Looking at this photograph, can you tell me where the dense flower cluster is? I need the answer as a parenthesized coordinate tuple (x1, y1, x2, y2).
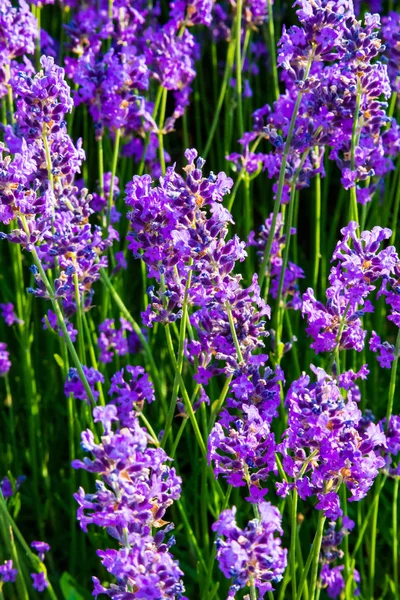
(212, 502, 287, 597)
(0, 342, 11, 377)
(319, 518, 360, 598)
(73, 402, 185, 598)
(278, 366, 386, 518)
(302, 222, 398, 354)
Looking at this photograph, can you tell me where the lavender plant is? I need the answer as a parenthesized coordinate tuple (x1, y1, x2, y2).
(0, 0, 399, 599)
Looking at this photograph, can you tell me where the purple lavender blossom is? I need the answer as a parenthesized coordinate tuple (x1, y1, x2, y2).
(31, 541, 50, 562)
(379, 415, 400, 476)
(109, 365, 155, 426)
(0, 342, 11, 377)
(98, 318, 133, 364)
(212, 502, 287, 597)
(64, 367, 104, 403)
(31, 572, 48, 592)
(278, 366, 386, 518)
(369, 331, 396, 368)
(0, 559, 18, 583)
(0, 303, 23, 326)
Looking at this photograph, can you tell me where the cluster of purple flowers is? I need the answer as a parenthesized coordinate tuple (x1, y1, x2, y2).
(212, 502, 287, 598)
(72, 395, 186, 598)
(230, 0, 400, 205)
(319, 518, 360, 598)
(302, 222, 398, 355)
(278, 365, 385, 518)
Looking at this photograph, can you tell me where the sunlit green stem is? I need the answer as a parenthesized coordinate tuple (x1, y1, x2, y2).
(235, 0, 244, 137)
(108, 128, 121, 224)
(309, 511, 326, 600)
(393, 478, 399, 598)
(20, 216, 96, 407)
(385, 329, 400, 427)
(158, 87, 168, 176)
(258, 50, 315, 294)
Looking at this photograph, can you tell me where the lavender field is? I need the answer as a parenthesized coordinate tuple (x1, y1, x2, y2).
(0, 0, 400, 598)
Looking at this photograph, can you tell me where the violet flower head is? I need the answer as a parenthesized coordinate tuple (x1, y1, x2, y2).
(0, 0, 37, 60)
(302, 222, 398, 354)
(13, 55, 73, 141)
(212, 503, 287, 597)
(170, 0, 213, 26)
(98, 318, 133, 363)
(109, 365, 155, 427)
(93, 530, 186, 599)
(31, 541, 50, 563)
(64, 367, 104, 403)
(379, 415, 400, 477)
(0, 302, 23, 326)
(0, 559, 18, 584)
(0, 342, 11, 376)
(369, 331, 397, 369)
(278, 366, 385, 518)
(31, 572, 48, 592)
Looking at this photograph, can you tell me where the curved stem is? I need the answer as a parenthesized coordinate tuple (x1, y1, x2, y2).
(107, 128, 121, 225)
(235, 0, 244, 138)
(290, 489, 299, 599)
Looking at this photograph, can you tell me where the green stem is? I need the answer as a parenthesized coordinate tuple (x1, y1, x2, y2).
(266, 0, 280, 101)
(312, 149, 321, 292)
(202, 34, 236, 158)
(161, 266, 193, 448)
(73, 272, 86, 365)
(390, 156, 400, 246)
(158, 87, 168, 176)
(274, 149, 309, 358)
(290, 489, 298, 599)
(164, 325, 206, 457)
(258, 50, 315, 294)
(107, 128, 121, 224)
(385, 329, 400, 427)
(249, 580, 258, 600)
(20, 216, 96, 407)
(309, 511, 326, 600)
(226, 301, 244, 364)
(98, 135, 105, 198)
(0, 494, 59, 600)
(235, 0, 244, 138)
(349, 77, 361, 226)
(42, 128, 54, 191)
(369, 488, 379, 599)
(393, 478, 399, 598)
(351, 475, 387, 558)
(99, 268, 162, 401)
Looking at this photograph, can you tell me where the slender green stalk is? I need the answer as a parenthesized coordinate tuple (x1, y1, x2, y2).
(161, 266, 193, 448)
(341, 486, 352, 599)
(235, 0, 244, 138)
(137, 85, 163, 176)
(274, 149, 309, 357)
(226, 301, 244, 364)
(265, 0, 280, 101)
(108, 128, 121, 224)
(390, 156, 400, 246)
(258, 51, 315, 294)
(202, 35, 236, 158)
(99, 268, 162, 401)
(176, 500, 207, 573)
(349, 77, 361, 226)
(385, 329, 400, 427)
(290, 489, 299, 599)
(98, 135, 105, 199)
(158, 87, 168, 176)
(351, 475, 387, 558)
(42, 129, 54, 191)
(249, 580, 258, 600)
(312, 148, 321, 292)
(73, 272, 86, 364)
(369, 488, 380, 599)
(209, 374, 233, 430)
(393, 478, 399, 598)
(163, 324, 206, 457)
(308, 512, 326, 600)
(20, 216, 96, 407)
(0, 494, 59, 600)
